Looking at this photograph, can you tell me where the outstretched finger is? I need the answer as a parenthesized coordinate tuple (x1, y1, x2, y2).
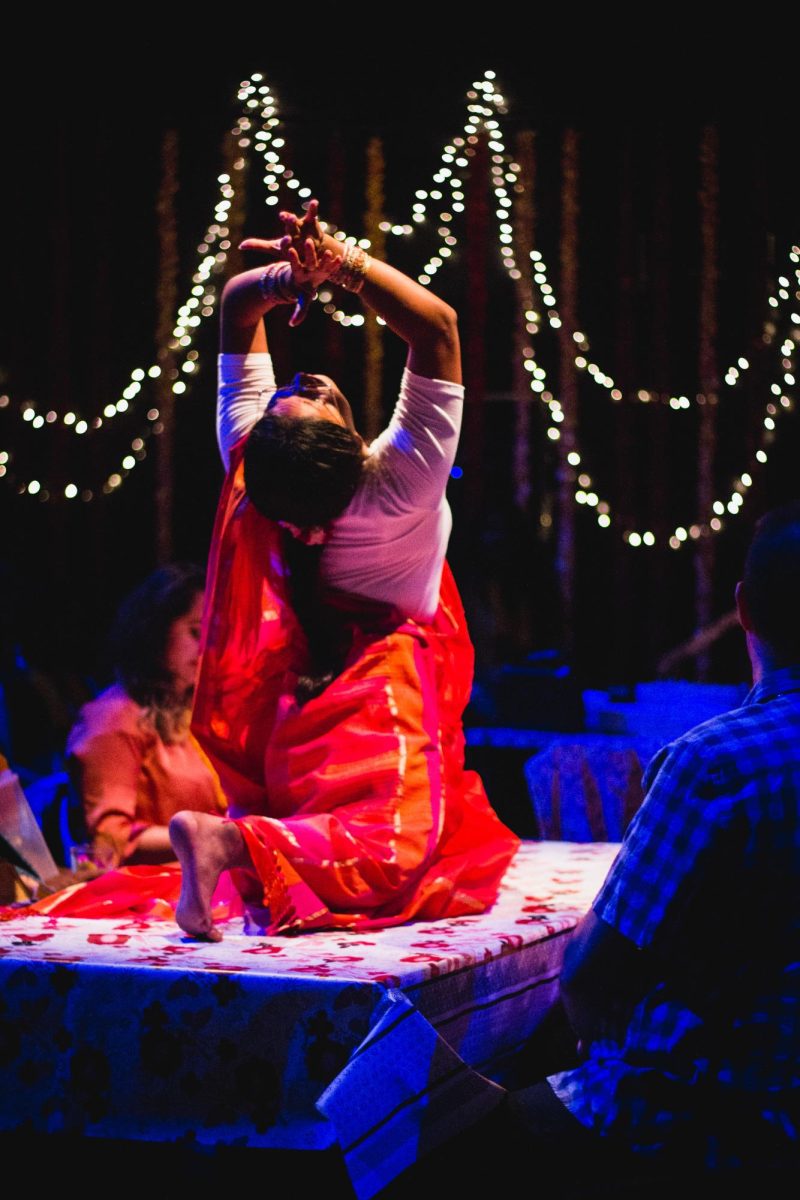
(301, 198, 320, 231)
(239, 236, 286, 256)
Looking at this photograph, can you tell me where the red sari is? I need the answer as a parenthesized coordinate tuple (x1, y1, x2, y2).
(15, 447, 518, 930)
(189, 445, 519, 932)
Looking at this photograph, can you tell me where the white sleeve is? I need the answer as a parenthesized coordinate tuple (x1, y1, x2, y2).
(367, 368, 464, 509)
(216, 353, 277, 471)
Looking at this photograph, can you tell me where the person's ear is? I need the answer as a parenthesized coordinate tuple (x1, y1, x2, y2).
(735, 580, 753, 631)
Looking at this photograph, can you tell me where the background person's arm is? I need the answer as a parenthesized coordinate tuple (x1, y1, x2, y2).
(560, 737, 723, 1054)
(69, 723, 176, 865)
(559, 909, 650, 1052)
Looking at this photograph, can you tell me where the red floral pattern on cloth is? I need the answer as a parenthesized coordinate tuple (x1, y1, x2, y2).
(0, 843, 614, 981)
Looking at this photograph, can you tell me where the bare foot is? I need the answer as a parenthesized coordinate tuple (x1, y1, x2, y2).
(169, 811, 247, 942)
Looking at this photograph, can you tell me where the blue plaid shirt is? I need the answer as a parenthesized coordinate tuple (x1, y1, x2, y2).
(549, 666, 800, 1168)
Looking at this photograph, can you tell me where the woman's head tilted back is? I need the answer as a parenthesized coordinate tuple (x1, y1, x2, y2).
(109, 563, 206, 736)
(244, 411, 364, 529)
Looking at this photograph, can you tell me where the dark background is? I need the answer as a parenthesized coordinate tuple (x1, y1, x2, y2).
(1, 44, 797, 760)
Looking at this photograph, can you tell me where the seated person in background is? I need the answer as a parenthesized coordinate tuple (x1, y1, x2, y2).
(68, 563, 226, 866)
(505, 502, 800, 1178)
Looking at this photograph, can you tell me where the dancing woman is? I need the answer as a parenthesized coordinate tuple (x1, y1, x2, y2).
(171, 201, 519, 940)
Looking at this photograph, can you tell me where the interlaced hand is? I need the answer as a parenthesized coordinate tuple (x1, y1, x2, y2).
(240, 199, 337, 289)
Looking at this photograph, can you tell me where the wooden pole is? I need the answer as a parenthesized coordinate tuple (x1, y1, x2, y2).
(323, 133, 347, 385)
(363, 137, 386, 442)
(696, 125, 719, 680)
(556, 129, 580, 657)
(512, 130, 536, 513)
(223, 129, 249, 279)
(463, 134, 490, 515)
(154, 130, 179, 565)
(613, 133, 636, 683)
(649, 127, 672, 667)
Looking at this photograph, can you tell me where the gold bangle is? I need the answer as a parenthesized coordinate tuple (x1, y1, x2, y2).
(330, 244, 371, 294)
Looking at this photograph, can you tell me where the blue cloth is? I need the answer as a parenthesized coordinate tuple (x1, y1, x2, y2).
(549, 666, 800, 1169)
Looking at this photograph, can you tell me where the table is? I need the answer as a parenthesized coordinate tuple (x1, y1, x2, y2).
(0, 840, 617, 1198)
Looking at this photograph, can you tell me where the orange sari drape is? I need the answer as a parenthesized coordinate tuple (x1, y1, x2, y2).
(189, 446, 519, 932)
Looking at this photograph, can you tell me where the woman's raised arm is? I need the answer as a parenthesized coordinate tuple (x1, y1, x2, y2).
(220, 230, 339, 354)
(241, 200, 462, 384)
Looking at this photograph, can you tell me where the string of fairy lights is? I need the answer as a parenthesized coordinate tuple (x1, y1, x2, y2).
(0, 151, 246, 501)
(1, 71, 797, 554)
(429, 79, 800, 551)
(513, 243, 799, 550)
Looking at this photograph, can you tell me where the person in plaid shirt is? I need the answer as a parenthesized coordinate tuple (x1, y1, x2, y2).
(508, 503, 800, 1178)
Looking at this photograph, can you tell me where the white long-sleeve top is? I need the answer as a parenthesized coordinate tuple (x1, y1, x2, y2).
(217, 353, 464, 622)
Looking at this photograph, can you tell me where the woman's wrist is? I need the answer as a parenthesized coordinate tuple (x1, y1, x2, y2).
(319, 231, 345, 259)
(258, 262, 301, 305)
(256, 263, 316, 328)
(322, 236, 371, 293)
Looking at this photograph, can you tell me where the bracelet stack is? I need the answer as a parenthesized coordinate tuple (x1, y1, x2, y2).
(258, 241, 370, 325)
(258, 263, 300, 305)
(330, 244, 371, 294)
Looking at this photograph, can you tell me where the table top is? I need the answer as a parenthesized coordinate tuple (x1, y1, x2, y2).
(0, 840, 618, 1199)
(0, 840, 616, 984)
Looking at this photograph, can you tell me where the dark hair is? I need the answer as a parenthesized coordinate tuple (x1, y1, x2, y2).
(742, 502, 800, 664)
(109, 562, 205, 737)
(279, 535, 350, 705)
(243, 412, 363, 529)
(243, 413, 364, 705)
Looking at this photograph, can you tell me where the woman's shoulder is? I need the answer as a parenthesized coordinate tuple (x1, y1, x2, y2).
(68, 684, 150, 751)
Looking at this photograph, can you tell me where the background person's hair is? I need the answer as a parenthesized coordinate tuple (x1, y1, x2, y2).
(243, 412, 363, 530)
(109, 562, 206, 740)
(742, 501, 800, 664)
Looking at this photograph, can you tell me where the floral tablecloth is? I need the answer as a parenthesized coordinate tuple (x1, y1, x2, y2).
(0, 840, 617, 1198)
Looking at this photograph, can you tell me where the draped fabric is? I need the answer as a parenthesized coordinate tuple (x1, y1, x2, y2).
(15, 861, 241, 922)
(16, 446, 518, 930)
(189, 445, 519, 932)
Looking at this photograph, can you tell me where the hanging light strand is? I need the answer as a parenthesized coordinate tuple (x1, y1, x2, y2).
(0, 90, 257, 498)
(523, 237, 800, 409)
(2, 72, 797, 517)
(517, 248, 799, 548)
